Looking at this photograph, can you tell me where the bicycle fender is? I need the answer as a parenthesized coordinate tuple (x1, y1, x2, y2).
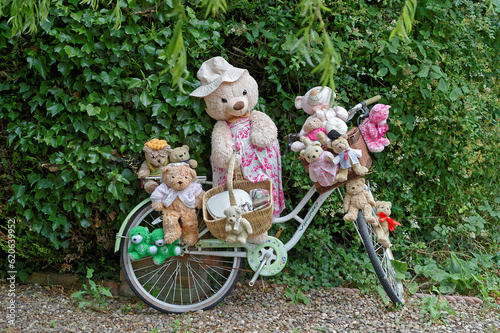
(114, 198, 152, 253)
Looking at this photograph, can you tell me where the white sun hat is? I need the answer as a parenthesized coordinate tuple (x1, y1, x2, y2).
(189, 56, 247, 97)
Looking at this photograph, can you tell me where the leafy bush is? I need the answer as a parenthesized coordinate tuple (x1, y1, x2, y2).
(1, 0, 499, 299)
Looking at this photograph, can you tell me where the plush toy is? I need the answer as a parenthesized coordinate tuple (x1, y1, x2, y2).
(169, 145, 198, 169)
(189, 56, 284, 219)
(149, 228, 182, 265)
(325, 117, 348, 141)
(343, 178, 376, 224)
(291, 86, 349, 152)
(150, 164, 205, 246)
(223, 206, 253, 245)
(359, 104, 391, 153)
(138, 139, 172, 194)
(300, 138, 339, 187)
(373, 201, 401, 248)
(329, 134, 369, 184)
(127, 226, 157, 261)
(290, 114, 327, 152)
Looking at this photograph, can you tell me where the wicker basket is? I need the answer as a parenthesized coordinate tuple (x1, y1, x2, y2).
(202, 154, 274, 240)
(300, 127, 372, 194)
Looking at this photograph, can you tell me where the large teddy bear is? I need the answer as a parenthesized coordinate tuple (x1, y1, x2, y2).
(190, 57, 285, 222)
(291, 86, 348, 152)
(138, 139, 171, 194)
(150, 164, 204, 246)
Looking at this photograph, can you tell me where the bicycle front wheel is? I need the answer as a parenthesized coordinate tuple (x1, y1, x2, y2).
(120, 202, 243, 314)
(355, 210, 405, 305)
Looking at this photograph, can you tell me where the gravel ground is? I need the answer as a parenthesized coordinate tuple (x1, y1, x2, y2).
(1, 282, 499, 333)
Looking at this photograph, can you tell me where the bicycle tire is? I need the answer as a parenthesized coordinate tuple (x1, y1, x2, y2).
(356, 210, 405, 305)
(120, 202, 243, 314)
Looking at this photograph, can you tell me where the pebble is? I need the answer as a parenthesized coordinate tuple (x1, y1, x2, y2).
(1, 283, 499, 332)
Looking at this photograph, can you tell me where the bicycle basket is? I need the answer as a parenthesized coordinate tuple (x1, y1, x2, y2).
(202, 154, 274, 240)
(300, 127, 372, 194)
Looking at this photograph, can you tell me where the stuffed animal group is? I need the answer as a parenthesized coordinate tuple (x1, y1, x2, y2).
(150, 164, 205, 246)
(127, 226, 181, 264)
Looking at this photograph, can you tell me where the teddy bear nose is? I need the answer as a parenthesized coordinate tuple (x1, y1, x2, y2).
(233, 101, 244, 110)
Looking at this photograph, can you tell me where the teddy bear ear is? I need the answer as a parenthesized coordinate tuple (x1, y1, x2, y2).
(294, 96, 304, 109)
(182, 145, 190, 152)
(341, 133, 349, 140)
(300, 150, 306, 158)
(162, 165, 172, 174)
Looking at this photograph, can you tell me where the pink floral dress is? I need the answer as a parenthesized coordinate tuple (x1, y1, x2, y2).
(212, 117, 285, 217)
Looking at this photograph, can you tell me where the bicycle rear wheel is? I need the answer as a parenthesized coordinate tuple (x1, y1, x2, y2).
(120, 202, 243, 314)
(355, 210, 405, 305)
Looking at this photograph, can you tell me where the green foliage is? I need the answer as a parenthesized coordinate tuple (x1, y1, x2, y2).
(284, 287, 310, 305)
(71, 267, 113, 311)
(419, 296, 456, 324)
(0, 0, 499, 301)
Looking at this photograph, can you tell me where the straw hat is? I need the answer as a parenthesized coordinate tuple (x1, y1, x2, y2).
(189, 57, 246, 97)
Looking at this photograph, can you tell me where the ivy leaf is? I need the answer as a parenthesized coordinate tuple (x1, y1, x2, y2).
(140, 91, 153, 107)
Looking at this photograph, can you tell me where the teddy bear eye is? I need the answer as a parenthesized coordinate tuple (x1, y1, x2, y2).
(221, 98, 227, 103)
(242, 90, 247, 95)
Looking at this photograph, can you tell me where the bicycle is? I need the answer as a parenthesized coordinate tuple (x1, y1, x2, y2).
(114, 96, 405, 314)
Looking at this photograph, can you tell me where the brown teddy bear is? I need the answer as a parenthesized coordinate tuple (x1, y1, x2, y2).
(169, 145, 198, 169)
(138, 139, 171, 194)
(343, 178, 376, 224)
(373, 201, 401, 248)
(150, 164, 205, 246)
(329, 134, 368, 184)
(189, 56, 284, 219)
(224, 206, 253, 245)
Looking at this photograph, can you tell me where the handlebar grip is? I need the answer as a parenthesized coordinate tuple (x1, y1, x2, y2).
(364, 95, 381, 106)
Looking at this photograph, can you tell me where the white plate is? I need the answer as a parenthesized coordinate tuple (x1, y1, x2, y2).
(206, 189, 253, 218)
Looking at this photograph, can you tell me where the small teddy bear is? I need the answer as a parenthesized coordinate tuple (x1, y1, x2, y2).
(359, 104, 391, 153)
(149, 228, 182, 265)
(291, 114, 327, 152)
(150, 164, 205, 246)
(223, 206, 253, 245)
(127, 226, 157, 261)
(343, 178, 376, 224)
(300, 138, 339, 187)
(329, 134, 368, 184)
(373, 201, 401, 248)
(138, 139, 172, 194)
(169, 145, 198, 169)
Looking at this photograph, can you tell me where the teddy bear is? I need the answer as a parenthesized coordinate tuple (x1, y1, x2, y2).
(359, 103, 391, 153)
(300, 137, 339, 187)
(169, 145, 198, 169)
(223, 206, 253, 245)
(291, 86, 349, 152)
(138, 139, 172, 194)
(127, 226, 158, 261)
(329, 134, 368, 184)
(189, 56, 284, 220)
(290, 114, 327, 152)
(343, 178, 376, 224)
(150, 164, 205, 246)
(149, 228, 182, 265)
(373, 201, 401, 248)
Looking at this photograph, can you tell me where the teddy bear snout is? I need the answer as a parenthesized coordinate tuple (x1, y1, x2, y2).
(233, 101, 244, 110)
(131, 235, 143, 244)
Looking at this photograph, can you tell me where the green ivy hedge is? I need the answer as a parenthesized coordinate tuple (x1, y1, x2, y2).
(1, 0, 499, 295)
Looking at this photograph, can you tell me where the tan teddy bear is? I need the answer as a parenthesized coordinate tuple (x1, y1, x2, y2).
(373, 201, 401, 248)
(300, 138, 338, 187)
(150, 164, 205, 246)
(224, 206, 253, 245)
(138, 139, 172, 194)
(189, 56, 284, 219)
(169, 145, 198, 169)
(329, 134, 368, 184)
(343, 178, 376, 224)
